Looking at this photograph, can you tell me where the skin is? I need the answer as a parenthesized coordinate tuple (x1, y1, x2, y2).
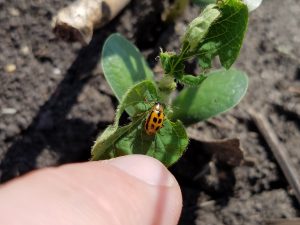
(0, 155, 182, 225)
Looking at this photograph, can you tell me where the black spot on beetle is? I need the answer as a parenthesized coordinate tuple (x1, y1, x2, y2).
(153, 117, 157, 123)
(151, 124, 155, 129)
(155, 126, 160, 131)
(158, 119, 162, 124)
(158, 112, 161, 117)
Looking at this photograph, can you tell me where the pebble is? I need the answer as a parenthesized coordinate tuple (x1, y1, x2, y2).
(6, 124, 20, 137)
(53, 68, 61, 75)
(4, 64, 16, 73)
(8, 7, 20, 17)
(1, 108, 17, 115)
(175, 22, 185, 36)
(20, 45, 30, 55)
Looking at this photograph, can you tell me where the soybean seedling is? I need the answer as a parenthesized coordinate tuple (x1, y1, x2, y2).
(91, 0, 249, 167)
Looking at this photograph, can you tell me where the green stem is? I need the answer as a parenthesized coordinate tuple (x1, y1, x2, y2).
(158, 75, 177, 104)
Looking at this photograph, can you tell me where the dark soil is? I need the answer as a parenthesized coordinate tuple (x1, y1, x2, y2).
(0, 0, 299, 224)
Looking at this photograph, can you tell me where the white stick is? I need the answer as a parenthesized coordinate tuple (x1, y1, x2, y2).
(52, 0, 130, 45)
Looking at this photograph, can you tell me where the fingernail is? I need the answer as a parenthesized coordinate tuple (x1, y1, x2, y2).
(106, 155, 176, 187)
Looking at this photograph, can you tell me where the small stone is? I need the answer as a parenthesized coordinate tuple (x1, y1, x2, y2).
(8, 7, 20, 17)
(5, 64, 16, 73)
(2, 108, 17, 115)
(53, 68, 61, 75)
(20, 45, 30, 55)
(6, 124, 20, 137)
(175, 22, 185, 36)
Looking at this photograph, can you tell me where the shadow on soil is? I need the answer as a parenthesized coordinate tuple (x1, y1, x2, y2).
(172, 139, 237, 224)
(0, 31, 110, 183)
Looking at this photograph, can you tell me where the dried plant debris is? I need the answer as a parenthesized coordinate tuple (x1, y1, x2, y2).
(52, 0, 130, 45)
(202, 138, 244, 166)
(187, 128, 245, 166)
(265, 218, 300, 225)
(249, 108, 300, 204)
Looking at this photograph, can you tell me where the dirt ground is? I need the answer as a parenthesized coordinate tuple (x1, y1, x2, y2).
(0, 0, 299, 224)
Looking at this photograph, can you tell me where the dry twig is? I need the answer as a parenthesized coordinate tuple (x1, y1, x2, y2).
(248, 108, 300, 204)
(265, 218, 300, 225)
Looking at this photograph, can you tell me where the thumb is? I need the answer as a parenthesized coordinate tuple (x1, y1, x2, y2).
(0, 155, 182, 225)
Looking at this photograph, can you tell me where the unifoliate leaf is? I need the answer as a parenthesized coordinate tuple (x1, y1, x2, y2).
(101, 33, 154, 102)
(183, 4, 220, 52)
(114, 119, 188, 167)
(180, 74, 207, 86)
(91, 80, 158, 160)
(170, 69, 248, 125)
(198, 0, 248, 69)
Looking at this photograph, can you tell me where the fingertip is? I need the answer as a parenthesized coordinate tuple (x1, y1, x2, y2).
(105, 155, 177, 187)
(102, 155, 183, 225)
(0, 155, 183, 225)
(58, 155, 183, 225)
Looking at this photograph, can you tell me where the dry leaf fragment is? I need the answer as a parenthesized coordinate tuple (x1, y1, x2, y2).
(201, 138, 244, 166)
(187, 128, 245, 166)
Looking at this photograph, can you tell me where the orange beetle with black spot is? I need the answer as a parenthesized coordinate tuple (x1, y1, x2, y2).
(144, 102, 165, 135)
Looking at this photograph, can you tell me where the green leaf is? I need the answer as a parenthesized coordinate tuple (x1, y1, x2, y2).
(102, 33, 154, 103)
(119, 80, 158, 117)
(91, 79, 189, 167)
(170, 68, 248, 125)
(91, 80, 158, 160)
(180, 74, 207, 86)
(114, 119, 188, 167)
(160, 51, 185, 79)
(160, 5, 220, 79)
(198, 0, 248, 69)
(183, 4, 220, 52)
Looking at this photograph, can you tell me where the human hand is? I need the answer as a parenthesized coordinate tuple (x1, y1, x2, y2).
(0, 155, 182, 225)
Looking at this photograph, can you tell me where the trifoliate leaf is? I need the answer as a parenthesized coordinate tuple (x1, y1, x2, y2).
(198, 0, 248, 69)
